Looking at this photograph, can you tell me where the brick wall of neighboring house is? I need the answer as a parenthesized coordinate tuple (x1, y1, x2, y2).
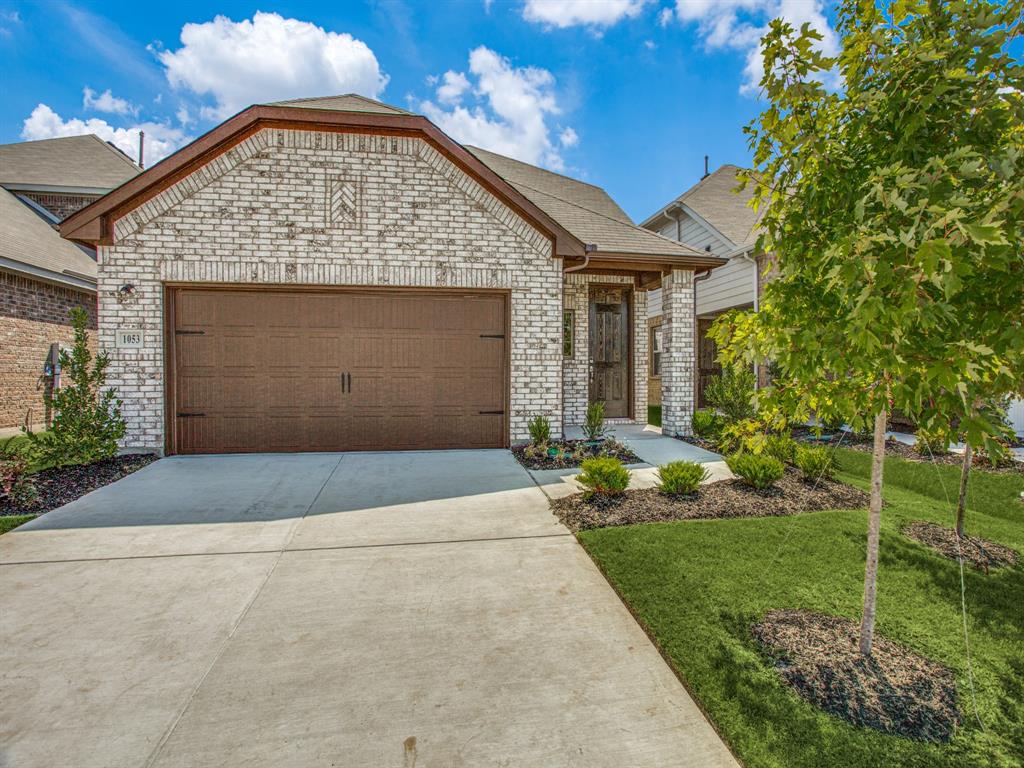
(562, 273, 648, 426)
(20, 192, 101, 221)
(0, 271, 97, 430)
(100, 128, 564, 451)
(647, 315, 663, 407)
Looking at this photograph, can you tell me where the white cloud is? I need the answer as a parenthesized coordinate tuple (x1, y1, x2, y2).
(419, 46, 573, 171)
(83, 87, 138, 116)
(670, 0, 839, 95)
(644, 39, 657, 50)
(657, 7, 673, 27)
(158, 12, 389, 121)
(559, 126, 579, 147)
(436, 71, 470, 105)
(21, 104, 188, 165)
(522, 0, 649, 29)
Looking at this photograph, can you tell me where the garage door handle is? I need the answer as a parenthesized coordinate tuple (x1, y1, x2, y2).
(340, 372, 351, 393)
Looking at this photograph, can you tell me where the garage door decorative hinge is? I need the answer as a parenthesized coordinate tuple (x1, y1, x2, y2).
(177, 412, 205, 418)
(478, 410, 505, 415)
(479, 333, 504, 338)
(175, 329, 205, 335)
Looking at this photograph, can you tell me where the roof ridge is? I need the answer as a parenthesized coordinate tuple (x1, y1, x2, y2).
(87, 133, 142, 171)
(466, 145, 609, 194)
(270, 93, 413, 115)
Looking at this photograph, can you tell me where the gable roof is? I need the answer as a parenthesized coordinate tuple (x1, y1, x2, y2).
(468, 146, 719, 264)
(0, 188, 97, 289)
(266, 94, 413, 115)
(642, 164, 764, 249)
(0, 134, 140, 191)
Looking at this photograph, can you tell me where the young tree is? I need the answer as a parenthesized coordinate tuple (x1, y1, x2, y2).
(27, 307, 126, 466)
(712, 0, 1024, 655)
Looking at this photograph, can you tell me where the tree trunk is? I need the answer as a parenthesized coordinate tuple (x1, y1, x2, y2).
(859, 407, 887, 657)
(955, 443, 972, 538)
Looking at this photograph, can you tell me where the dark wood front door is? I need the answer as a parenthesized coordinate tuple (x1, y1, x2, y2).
(588, 285, 631, 419)
(168, 287, 507, 454)
(697, 318, 722, 408)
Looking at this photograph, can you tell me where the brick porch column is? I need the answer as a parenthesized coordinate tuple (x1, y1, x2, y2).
(661, 268, 695, 437)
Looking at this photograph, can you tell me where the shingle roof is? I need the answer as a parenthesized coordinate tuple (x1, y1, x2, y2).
(644, 164, 764, 248)
(0, 189, 97, 286)
(266, 94, 413, 115)
(467, 146, 710, 260)
(0, 134, 140, 190)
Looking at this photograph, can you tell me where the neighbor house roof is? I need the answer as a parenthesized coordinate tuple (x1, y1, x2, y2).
(0, 188, 97, 289)
(642, 164, 764, 249)
(468, 146, 720, 264)
(0, 134, 140, 192)
(61, 95, 725, 271)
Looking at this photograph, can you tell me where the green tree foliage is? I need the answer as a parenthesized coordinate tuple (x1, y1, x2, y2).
(711, 0, 1024, 654)
(704, 365, 757, 423)
(28, 307, 126, 466)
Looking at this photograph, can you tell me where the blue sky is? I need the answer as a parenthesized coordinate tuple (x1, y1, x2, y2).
(0, 1, 842, 220)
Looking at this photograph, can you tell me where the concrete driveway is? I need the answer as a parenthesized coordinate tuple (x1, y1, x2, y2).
(1, 451, 737, 768)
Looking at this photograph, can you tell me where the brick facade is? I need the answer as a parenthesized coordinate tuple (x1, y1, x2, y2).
(660, 268, 696, 437)
(100, 128, 565, 451)
(0, 271, 97, 430)
(20, 192, 101, 221)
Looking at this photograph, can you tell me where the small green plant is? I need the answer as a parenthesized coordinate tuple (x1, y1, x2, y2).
(763, 434, 798, 465)
(794, 446, 836, 482)
(726, 452, 785, 489)
(656, 461, 709, 496)
(914, 424, 951, 456)
(582, 401, 609, 441)
(577, 456, 630, 499)
(717, 419, 763, 455)
(0, 452, 38, 508)
(26, 307, 126, 467)
(692, 409, 722, 439)
(527, 414, 551, 446)
(704, 366, 756, 423)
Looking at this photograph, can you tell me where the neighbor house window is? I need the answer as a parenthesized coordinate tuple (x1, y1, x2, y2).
(651, 326, 663, 376)
(563, 310, 574, 357)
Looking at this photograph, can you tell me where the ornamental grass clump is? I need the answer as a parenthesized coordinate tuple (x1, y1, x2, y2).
(794, 446, 836, 482)
(527, 414, 551, 447)
(727, 452, 785, 490)
(582, 401, 609, 441)
(577, 457, 630, 499)
(656, 461, 709, 496)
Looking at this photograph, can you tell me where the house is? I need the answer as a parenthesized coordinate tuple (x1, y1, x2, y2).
(59, 95, 724, 455)
(0, 135, 140, 432)
(641, 165, 767, 407)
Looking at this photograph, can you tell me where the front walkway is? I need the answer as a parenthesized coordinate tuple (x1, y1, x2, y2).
(0, 450, 737, 768)
(535, 423, 731, 499)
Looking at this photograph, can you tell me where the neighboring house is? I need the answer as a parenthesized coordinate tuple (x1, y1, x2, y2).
(642, 165, 765, 407)
(60, 95, 724, 454)
(0, 135, 140, 431)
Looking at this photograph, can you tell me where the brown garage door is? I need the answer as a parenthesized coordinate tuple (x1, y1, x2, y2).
(168, 287, 508, 454)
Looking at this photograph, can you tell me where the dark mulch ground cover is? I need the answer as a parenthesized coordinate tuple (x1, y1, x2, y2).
(903, 521, 1020, 572)
(511, 439, 641, 470)
(0, 454, 157, 516)
(551, 471, 869, 531)
(677, 435, 720, 452)
(752, 609, 961, 743)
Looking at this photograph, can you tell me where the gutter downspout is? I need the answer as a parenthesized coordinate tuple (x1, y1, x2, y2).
(693, 268, 713, 413)
(562, 243, 597, 274)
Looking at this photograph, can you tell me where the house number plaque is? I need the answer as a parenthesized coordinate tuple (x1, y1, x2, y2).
(115, 329, 143, 349)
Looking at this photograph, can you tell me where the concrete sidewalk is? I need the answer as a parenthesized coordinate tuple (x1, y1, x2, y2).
(0, 450, 738, 768)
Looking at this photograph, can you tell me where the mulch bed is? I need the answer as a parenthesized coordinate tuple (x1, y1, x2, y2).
(903, 521, 1019, 572)
(677, 435, 720, 452)
(551, 471, 869, 531)
(512, 439, 641, 470)
(752, 609, 961, 742)
(0, 454, 157, 516)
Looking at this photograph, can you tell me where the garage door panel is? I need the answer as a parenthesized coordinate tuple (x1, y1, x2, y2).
(172, 289, 506, 453)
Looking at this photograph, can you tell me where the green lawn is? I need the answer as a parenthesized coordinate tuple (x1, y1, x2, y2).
(647, 405, 662, 427)
(580, 449, 1024, 768)
(0, 514, 36, 535)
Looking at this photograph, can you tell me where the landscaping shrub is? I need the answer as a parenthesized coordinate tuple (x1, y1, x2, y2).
(915, 425, 951, 456)
(656, 461, 709, 496)
(727, 452, 785, 489)
(718, 419, 762, 455)
(527, 414, 551, 446)
(764, 433, 798, 465)
(794, 446, 836, 482)
(0, 452, 38, 508)
(705, 366, 756, 423)
(577, 457, 630, 499)
(692, 409, 722, 439)
(582, 401, 609, 441)
(27, 308, 126, 467)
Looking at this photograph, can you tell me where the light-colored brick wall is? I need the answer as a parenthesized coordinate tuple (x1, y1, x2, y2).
(21, 192, 101, 221)
(99, 128, 563, 451)
(0, 271, 97, 430)
(661, 268, 695, 437)
(562, 273, 647, 428)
